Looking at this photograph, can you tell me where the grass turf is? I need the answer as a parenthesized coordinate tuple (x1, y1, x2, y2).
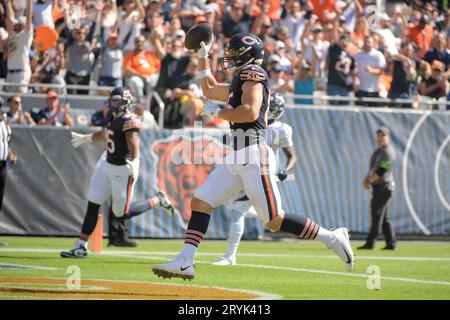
(0, 236, 449, 300)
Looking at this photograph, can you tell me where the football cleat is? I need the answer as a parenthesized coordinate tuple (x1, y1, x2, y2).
(60, 243, 88, 258)
(152, 253, 195, 280)
(327, 228, 355, 272)
(212, 255, 236, 266)
(155, 191, 180, 216)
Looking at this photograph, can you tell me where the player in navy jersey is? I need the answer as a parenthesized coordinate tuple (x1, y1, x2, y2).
(61, 87, 177, 258)
(152, 33, 354, 280)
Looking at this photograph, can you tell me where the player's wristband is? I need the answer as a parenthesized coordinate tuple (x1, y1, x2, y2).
(196, 68, 211, 79)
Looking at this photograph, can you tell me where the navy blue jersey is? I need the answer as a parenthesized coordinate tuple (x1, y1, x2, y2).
(227, 64, 271, 150)
(105, 112, 141, 165)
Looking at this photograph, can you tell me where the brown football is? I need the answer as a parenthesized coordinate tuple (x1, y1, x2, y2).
(184, 23, 213, 50)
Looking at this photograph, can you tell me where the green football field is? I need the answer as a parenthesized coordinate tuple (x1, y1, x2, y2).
(0, 236, 449, 300)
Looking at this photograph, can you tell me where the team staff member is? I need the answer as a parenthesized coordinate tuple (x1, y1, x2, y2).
(0, 98, 17, 247)
(359, 126, 397, 250)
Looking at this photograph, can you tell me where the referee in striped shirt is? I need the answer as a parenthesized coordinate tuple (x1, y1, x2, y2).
(0, 98, 17, 247)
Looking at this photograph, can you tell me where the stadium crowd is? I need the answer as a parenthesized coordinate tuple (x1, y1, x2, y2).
(1, 0, 450, 129)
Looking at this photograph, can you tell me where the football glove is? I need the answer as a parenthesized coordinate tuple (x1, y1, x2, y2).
(198, 38, 213, 59)
(125, 158, 140, 176)
(277, 170, 288, 182)
(71, 132, 93, 148)
(201, 103, 221, 118)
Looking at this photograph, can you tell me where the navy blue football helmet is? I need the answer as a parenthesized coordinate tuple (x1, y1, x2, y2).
(269, 92, 285, 120)
(218, 32, 264, 72)
(109, 87, 133, 118)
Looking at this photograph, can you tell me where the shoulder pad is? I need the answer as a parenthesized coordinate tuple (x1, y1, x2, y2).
(239, 65, 267, 82)
(280, 122, 293, 136)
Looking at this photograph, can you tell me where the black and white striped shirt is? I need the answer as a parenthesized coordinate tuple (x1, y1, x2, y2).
(0, 117, 11, 161)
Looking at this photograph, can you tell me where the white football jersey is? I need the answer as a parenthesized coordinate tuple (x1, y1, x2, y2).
(225, 121, 293, 212)
(266, 121, 294, 154)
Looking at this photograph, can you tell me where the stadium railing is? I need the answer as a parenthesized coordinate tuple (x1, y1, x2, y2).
(285, 93, 450, 110)
(0, 81, 166, 128)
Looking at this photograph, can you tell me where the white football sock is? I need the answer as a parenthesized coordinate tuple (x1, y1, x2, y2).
(77, 239, 87, 248)
(225, 210, 245, 258)
(315, 227, 334, 245)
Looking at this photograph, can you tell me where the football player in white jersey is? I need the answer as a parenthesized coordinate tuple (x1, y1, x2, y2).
(212, 92, 296, 265)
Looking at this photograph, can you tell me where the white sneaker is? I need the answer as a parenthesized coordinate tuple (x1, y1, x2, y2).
(212, 255, 236, 266)
(327, 228, 355, 272)
(152, 253, 195, 281)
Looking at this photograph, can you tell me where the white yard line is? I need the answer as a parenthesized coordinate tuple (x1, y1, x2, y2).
(107, 252, 450, 287)
(0, 263, 60, 270)
(1, 247, 450, 289)
(2, 247, 450, 262)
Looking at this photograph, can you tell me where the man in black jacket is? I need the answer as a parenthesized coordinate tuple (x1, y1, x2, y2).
(359, 127, 397, 250)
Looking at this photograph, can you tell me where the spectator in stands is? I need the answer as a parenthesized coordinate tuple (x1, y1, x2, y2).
(337, 0, 362, 33)
(308, 0, 338, 23)
(4, 0, 33, 93)
(302, 22, 330, 90)
(294, 60, 315, 105)
(33, 0, 54, 29)
(36, 90, 74, 127)
(90, 100, 109, 127)
(221, 0, 253, 40)
(31, 42, 66, 92)
(64, 26, 96, 95)
(133, 101, 158, 129)
(146, 10, 166, 43)
(6, 95, 35, 126)
(280, 0, 306, 52)
(273, 40, 292, 72)
(423, 32, 450, 70)
(167, 15, 183, 39)
(406, 15, 433, 58)
(389, 41, 417, 108)
(100, 0, 119, 44)
(326, 18, 355, 106)
(115, 0, 145, 53)
(419, 60, 447, 102)
(98, 31, 124, 88)
(0, 27, 8, 79)
(376, 13, 399, 56)
(270, 64, 294, 94)
(352, 15, 369, 50)
(172, 0, 206, 31)
(354, 35, 387, 107)
(155, 37, 191, 128)
(170, 57, 204, 127)
(123, 35, 161, 100)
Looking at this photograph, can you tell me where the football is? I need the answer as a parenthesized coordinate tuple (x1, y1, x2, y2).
(184, 23, 213, 50)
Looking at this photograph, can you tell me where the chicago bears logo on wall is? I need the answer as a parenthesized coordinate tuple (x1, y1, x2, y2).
(151, 135, 230, 222)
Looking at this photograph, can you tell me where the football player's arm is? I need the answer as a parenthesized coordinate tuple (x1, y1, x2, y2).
(125, 130, 140, 160)
(218, 81, 262, 123)
(91, 130, 106, 142)
(70, 128, 105, 148)
(281, 146, 296, 172)
(198, 56, 230, 102)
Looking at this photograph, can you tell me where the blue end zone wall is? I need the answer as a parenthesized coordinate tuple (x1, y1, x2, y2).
(1, 107, 449, 238)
